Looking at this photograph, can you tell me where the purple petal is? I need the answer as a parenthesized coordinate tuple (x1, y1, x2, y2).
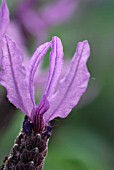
(42, 0, 78, 26)
(16, 0, 78, 43)
(28, 36, 63, 120)
(0, 0, 9, 42)
(34, 59, 70, 99)
(16, 0, 45, 38)
(0, 0, 9, 65)
(36, 95, 49, 115)
(7, 21, 30, 68)
(0, 36, 33, 117)
(7, 21, 26, 52)
(44, 41, 90, 123)
(28, 36, 63, 105)
(28, 41, 51, 105)
(44, 36, 63, 99)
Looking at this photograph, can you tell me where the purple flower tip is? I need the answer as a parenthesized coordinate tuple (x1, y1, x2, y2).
(0, 0, 9, 42)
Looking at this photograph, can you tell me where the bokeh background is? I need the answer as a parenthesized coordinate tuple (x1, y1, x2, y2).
(0, 0, 114, 170)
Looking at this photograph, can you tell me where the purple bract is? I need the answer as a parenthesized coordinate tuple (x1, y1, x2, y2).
(0, 0, 90, 133)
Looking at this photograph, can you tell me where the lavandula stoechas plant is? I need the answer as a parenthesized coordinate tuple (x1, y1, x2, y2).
(0, 1, 90, 170)
(0, 0, 79, 133)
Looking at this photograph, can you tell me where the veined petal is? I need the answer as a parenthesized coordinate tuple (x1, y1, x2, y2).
(0, 0, 9, 42)
(34, 59, 69, 100)
(44, 36, 63, 99)
(28, 36, 63, 119)
(44, 40, 90, 123)
(0, 0, 9, 65)
(0, 36, 33, 117)
(28, 36, 63, 105)
(28, 41, 51, 105)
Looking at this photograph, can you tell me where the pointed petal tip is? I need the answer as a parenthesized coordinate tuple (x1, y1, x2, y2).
(52, 36, 61, 42)
(78, 40, 90, 48)
(0, 0, 9, 42)
(77, 40, 90, 62)
(83, 40, 90, 50)
(1, 0, 8, 10)
(51, 36, 63, 51)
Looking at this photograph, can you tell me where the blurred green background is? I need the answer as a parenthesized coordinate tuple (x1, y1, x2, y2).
(0, 0, 114, 170)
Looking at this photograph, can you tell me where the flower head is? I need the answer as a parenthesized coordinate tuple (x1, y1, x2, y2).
(0, 1, 90, 133)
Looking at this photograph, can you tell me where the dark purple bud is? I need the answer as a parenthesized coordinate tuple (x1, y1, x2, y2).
(16, 163, 27, 170)
(26, 137, 36, 150)
(23, 116, 33, 135)
(27, 161, 35, 170)
(41, 125, 52, 139)
(21, 150, 34, 164)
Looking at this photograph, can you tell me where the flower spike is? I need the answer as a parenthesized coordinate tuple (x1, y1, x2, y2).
(0, 2, 91, 169)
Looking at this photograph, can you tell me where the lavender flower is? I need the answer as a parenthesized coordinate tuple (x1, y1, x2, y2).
(0, 35, 90, 132)
(15, 0, 78, 44)
(0, 36, 90, 169)
(0, 1, 90, 169)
